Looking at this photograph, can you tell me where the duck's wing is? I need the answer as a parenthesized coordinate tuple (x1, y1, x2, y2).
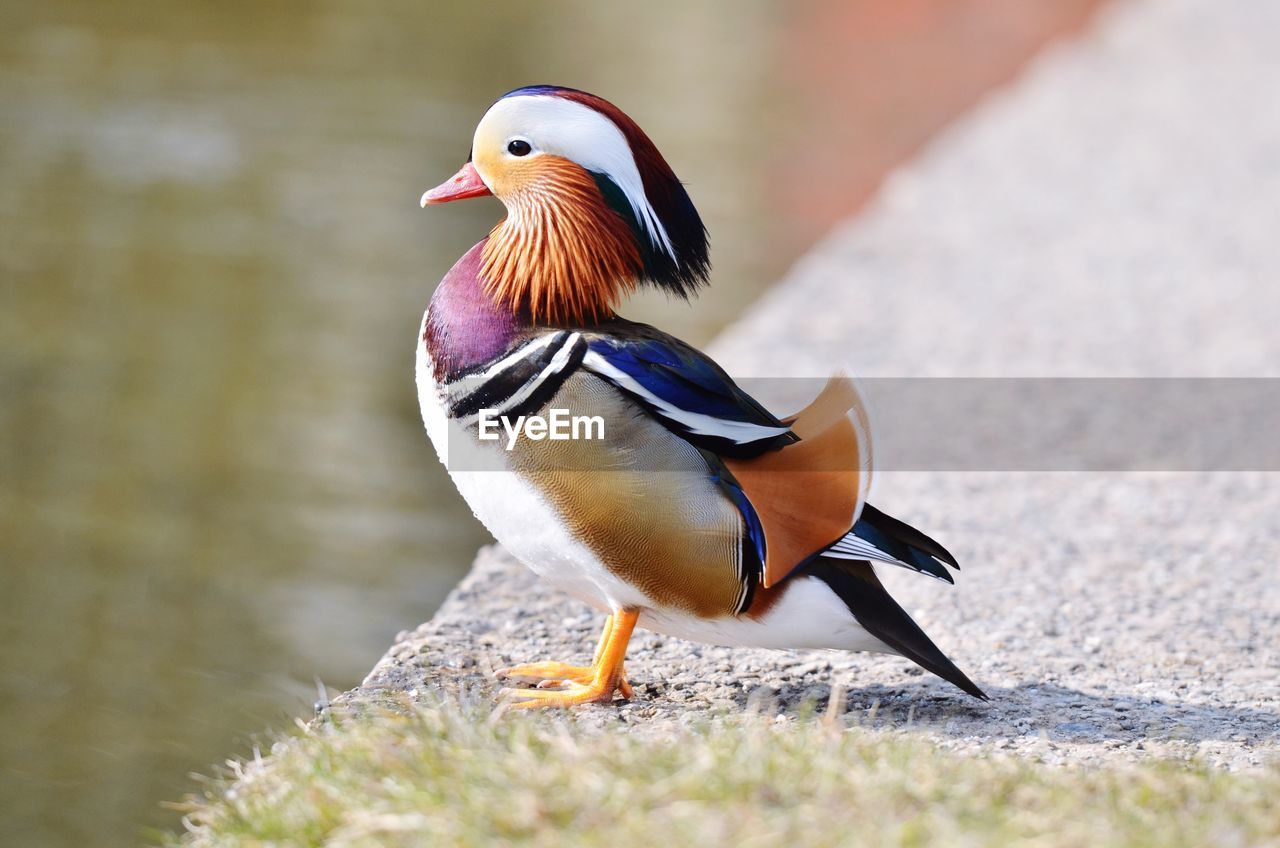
(581, 320, 871, 587)
(580, 320, 797, 458)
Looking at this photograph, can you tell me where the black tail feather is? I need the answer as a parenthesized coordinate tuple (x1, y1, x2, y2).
(806, 556, 987, 700)
(858, 503, 959, 569)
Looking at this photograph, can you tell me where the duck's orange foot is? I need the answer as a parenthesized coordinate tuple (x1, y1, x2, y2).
(500, 678, 619, 709)
(495, 610, 639, 710)
(496, 661, 634, 700)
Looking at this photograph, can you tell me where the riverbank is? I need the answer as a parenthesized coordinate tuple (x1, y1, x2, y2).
(172, 700, 1279, 847)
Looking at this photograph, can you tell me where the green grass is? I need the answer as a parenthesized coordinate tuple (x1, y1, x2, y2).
(168, 698, 1280, 848)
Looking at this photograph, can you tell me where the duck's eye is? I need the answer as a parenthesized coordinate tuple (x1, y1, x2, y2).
(507, 139, 532, 157)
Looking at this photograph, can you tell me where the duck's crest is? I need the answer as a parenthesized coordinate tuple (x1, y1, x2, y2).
(500, 85, 711, 299)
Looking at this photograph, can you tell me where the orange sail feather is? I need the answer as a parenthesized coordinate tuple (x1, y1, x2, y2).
(725, 374, 872, 587)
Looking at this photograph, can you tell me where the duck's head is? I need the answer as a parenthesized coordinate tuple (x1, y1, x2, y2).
(421, 85, 709, 325)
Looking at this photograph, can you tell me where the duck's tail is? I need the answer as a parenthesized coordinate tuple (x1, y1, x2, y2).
(805, 556, 988, 700)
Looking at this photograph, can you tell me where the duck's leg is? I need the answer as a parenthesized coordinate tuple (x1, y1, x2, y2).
(498, 614, 613, 682)
(497, 614, 635, 697)
(500, 609, 638, 707)
(497, 614, 635, 699)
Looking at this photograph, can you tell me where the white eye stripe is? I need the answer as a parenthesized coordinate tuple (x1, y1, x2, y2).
(475, 95, 676, 262)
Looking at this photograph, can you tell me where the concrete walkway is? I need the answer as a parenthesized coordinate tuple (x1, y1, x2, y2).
(354, 0, 1280, 768)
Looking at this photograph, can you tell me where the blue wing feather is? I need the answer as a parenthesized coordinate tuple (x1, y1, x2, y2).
(716, 468, 767, 567)
(582, 320, 796, 458)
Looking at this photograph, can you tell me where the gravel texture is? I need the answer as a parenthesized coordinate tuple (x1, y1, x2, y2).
(349, 0, 1279, 769)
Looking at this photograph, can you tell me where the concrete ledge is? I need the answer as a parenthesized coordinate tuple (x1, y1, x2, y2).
(344, 0, 1280, 769)
(354, 544, 987, 723)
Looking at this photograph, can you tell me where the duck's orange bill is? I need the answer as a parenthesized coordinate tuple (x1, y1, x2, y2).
(420, 161, 492, 207)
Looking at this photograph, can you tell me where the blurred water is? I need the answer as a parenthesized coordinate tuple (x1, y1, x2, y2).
(0, 2, 787, 845)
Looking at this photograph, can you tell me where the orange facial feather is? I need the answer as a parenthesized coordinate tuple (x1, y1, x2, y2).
(480, 156, 642, 326)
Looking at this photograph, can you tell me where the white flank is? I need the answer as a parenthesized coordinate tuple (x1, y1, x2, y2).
(639, 576, 893, 654)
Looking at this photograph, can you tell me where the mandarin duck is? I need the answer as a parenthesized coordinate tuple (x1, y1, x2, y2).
(416, 85, 985, 707)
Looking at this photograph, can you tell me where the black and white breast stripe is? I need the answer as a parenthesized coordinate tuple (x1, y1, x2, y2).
(447, 331, 587, 427)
